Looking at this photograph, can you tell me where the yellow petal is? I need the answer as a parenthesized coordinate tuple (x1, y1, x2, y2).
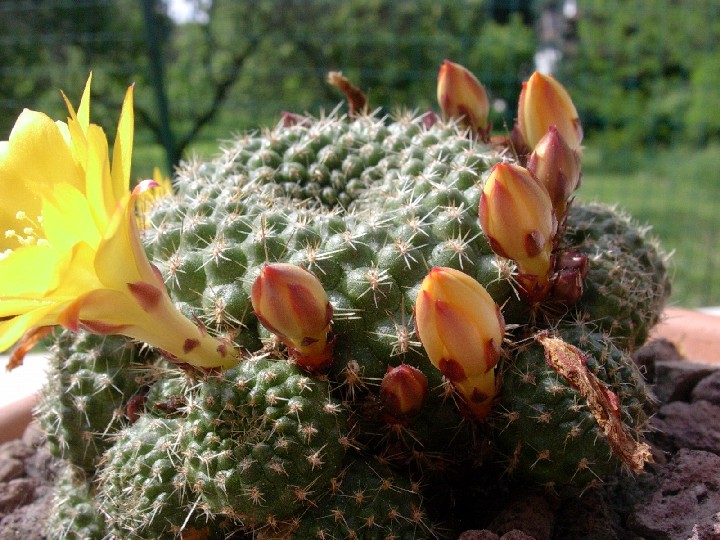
(0, 302, 64, 352)
(42, 184, 101, 252)
(0, 110, 81, 238)
(77, 75, 92, 130)
(62, 74, 92, 135)
(111, 85, 134, 202)
(84, 124, 114, 229)
(94, 185, 161, 293)
(48, 242, 104, 299)
(0, 246, 62, 302)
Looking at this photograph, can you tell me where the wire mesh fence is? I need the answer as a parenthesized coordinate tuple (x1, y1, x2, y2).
(1, 0, 718, 307)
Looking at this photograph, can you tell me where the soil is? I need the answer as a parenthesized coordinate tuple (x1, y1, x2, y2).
(1, 338, 719, 540)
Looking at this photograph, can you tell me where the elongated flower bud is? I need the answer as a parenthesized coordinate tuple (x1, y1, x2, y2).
(479, 163, 557, 299)
(437, 60, 491, 138)
(517, 71, 583, 153)
(251, 263, 334, 371)
(527, 125, 582, 224)
(380, 364, 429, 421)
(415, 267, 504, 419)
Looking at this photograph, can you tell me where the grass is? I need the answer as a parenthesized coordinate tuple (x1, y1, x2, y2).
(132, 135, 720, 309)
(578, 143, 720, 308)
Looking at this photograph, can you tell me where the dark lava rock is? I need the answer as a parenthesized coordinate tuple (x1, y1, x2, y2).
(633, 338, 684, 383)
(458, 531, 501, 540)
(0, 441, 33, 462)
(651, 400, 720, 454)
(459, 531, 536, 540)
(629, 449, 720, 540)
(554, 487, 618, 540)
(0, 490, 52, 540)
(653, 360, 718, 403)
(487, 493, 556, 540)
(0, 460, 24, 484)
(692, 370, 720, 406)
(0, 424, 56, 538)
(0, 478, 38, 516)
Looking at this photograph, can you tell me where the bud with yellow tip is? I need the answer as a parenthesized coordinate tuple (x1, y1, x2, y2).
(437, 59, 491, 140)
(527, 125, 582, 224)
(479, 163, 557, 300)
(251, 263, 334, 372)
(414, 267, 504, 419)
(517, 71, 583, 153)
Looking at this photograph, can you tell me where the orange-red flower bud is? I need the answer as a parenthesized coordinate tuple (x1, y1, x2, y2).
(415, 267, 504, 419)
(437, 60, 490, 136)
(517, 71, 583, 153)
(251, 263, 333, 371)
(479, 163, 557, 293)
(527, 125, 582, 223)
(380, 364, 429, 421)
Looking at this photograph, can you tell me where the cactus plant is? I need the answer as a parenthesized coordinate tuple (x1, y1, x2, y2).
(0, 64, 673, 538)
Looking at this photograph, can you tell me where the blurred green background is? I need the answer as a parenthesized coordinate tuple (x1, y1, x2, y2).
(1, 0, 718, 307)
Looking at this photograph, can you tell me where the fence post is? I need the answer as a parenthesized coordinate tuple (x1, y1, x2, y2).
(140, 0, 178, 172)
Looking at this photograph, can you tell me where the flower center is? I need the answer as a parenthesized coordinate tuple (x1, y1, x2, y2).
(3, 211, 48, 254)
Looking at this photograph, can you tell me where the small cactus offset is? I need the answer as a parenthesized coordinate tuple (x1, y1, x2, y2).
(0, 63, 672, 538)
(44, 465, 106, 540)
(36, 331, 153, 473)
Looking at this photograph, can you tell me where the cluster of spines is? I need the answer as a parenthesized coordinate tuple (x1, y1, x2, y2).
(563, 203, 671, 351)
(44, 465, 106, 540)
(292, 458, 437, 540)
(181, 356, 349, 527)
(37, 331, 149, 472)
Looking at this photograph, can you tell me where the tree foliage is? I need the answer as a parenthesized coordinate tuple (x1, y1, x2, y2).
(0, 0, 152, 135)
(165, 0, 536, 144)
(0, 0, 537, 167)
(557, 0, 720, 162)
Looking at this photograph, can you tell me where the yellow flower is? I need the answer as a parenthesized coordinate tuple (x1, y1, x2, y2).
(517, 71, 583, 153)
(415, 267, 504, 419)
(479, 163, 557, 296)
(0, 75, 237, 370)
(437, 60, 491, 138)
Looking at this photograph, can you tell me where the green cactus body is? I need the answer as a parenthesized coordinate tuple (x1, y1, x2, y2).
(182, 356, 348, 527)
(494, 326, 652, 488)
(95, 356, 347, 536)
(140, 114, 668, 481)
(44, 465, 106, 540)
(97, 416, 228, 540)
(564, 203, 671, 351)
(293, 458, 437, 539)
(37, 331, 146, 472)
(144, 116, 509, 469)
